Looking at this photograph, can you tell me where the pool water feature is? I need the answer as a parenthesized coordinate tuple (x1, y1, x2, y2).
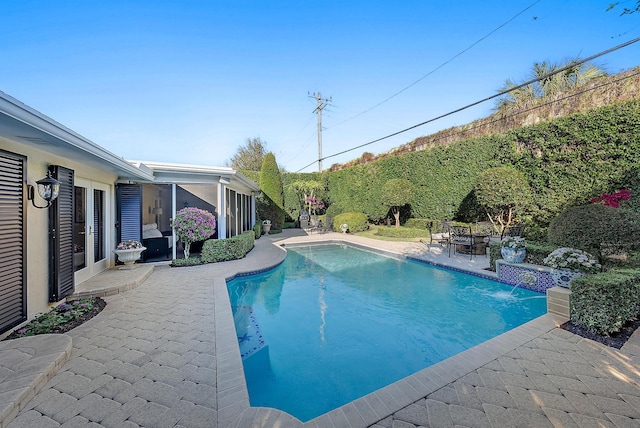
(226, 244, 546, 422)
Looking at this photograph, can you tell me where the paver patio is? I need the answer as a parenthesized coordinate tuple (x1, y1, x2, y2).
(2, 229, 639, 427)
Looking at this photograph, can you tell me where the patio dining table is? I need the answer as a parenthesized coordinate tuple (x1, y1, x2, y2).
(455, 233, 489, 255)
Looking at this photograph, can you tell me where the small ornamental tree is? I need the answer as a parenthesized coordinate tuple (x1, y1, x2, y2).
(381, 178, 414, 228)
(172, 207, 216, 259)
(474, 167, 531, 235)
(290, 179, 324, 216)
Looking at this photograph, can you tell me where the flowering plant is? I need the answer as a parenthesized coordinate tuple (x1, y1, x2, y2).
(543, 247, 601, 274)
(305, 196, 325, 215)
(590, 189, 631, 208)
(262, 219, 271, 225)
(116, 240, 144, 250)
(171, 207, 216, 258)
(501, 236, 526, 249)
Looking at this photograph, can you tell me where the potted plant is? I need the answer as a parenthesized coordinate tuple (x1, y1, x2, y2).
(114, 240, 146, 268)
(262, 219, 272, 234)
(543, 247, 601, 288)
(500, 236, 526, 263)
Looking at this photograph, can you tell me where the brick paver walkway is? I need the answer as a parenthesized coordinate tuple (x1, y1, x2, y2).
(4, 230, 640, 427)
(371, 328, 640, 428)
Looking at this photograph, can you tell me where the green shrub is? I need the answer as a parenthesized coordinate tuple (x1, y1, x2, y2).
(171, 257, 203, 267)
(547, 204, 640, 261)
(333, 212, 369, 233)
(325, 202, 344, 219)
(374, 226, 430, 239)
(199, 231, 255, 263)
(253, 222, 262, 239)
(488, 240, 556, 271)
(571, 268, 640, 335)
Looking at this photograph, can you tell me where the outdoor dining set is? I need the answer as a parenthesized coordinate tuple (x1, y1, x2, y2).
(423, 221, 524, 259)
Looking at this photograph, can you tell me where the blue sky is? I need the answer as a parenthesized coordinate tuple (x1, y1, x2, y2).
(2, 1, 639, 172)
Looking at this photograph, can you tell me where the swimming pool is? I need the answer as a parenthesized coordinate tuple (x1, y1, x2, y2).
(226, 243, 546, 422)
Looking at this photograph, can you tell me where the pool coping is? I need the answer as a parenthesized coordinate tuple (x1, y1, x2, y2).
(215, 237, 567, 428)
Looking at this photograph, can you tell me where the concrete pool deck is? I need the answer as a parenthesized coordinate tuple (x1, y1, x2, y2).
(1, 229, 639, 427)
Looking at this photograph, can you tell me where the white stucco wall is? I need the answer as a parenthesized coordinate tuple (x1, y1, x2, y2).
(1, 136, 118, 318)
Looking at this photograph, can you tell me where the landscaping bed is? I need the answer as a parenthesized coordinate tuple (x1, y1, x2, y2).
(562, 317, 640, 349)
(2, 297, 106, 340)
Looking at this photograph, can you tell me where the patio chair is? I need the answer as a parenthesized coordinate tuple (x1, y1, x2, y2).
(307, 217, 321, 234)
(475, 220, 498, 245)
(501, 224, 525, 240)
(319, 216, 333, 233)
(449, 225, 475, 259)
(421, 221, 449, 252)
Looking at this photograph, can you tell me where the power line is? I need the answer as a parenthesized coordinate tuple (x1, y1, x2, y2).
(295, 36, 640, 172)
(327, 0, 542, 130)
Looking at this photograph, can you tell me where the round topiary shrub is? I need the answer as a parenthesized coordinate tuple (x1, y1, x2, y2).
(172, 207, 216, 259)
(333, 212, 369, 233)
(547, 204, 640, 260)
(324, 202, 344, 219)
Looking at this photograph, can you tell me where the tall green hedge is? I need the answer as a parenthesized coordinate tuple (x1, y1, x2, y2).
(327, 100, 640, 236)
(243, 100, 640, 236)
(258, 153, 286, 227)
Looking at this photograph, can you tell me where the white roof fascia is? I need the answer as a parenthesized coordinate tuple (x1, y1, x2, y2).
(0, 91, 154, 182)
(131, 160, 260, 192)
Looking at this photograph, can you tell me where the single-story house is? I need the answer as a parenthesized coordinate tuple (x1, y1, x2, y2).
(0, 90, 259, 335)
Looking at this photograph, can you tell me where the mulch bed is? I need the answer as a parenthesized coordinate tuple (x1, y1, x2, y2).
(3, 297, 106, 341)
(561, 317, 640, 349)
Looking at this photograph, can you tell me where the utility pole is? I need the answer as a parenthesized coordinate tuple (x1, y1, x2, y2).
(308, 92, 332, 172)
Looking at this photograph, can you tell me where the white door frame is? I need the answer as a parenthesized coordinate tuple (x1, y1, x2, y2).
(74, 178, 111, 284)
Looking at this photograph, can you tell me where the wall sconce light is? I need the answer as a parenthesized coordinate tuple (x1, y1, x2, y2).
(27, 171, 60, 209)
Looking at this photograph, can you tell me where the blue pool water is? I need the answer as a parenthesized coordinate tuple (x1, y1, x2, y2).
(226, 244, 546, 422)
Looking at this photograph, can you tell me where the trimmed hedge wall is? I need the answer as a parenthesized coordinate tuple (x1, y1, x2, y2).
(201, 231, 255, 263)
(326, 100, 640, 238)
(243, 100, 640, 238)
(571, 268, 640, 335)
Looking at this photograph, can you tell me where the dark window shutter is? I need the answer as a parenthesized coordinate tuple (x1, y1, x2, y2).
(0, 150, 26, 334)
(117, 184, 142, 243)
(49, 165, 75, 302)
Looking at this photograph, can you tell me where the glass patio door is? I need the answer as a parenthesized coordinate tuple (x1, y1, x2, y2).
(74, 178, 110, 284)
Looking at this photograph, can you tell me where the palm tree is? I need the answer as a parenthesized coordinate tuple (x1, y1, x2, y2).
(494, 59, 607, 113)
